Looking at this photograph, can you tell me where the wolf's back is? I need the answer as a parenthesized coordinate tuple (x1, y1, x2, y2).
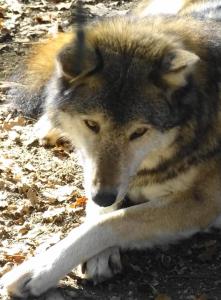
(133, 0, 221, 21)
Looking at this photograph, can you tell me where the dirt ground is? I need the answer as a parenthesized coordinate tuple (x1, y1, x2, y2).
(0, 1, 221, 299)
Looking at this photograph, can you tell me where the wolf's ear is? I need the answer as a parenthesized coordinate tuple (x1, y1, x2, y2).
(162, 49, 199, 87)
(56, 41, 103, 81)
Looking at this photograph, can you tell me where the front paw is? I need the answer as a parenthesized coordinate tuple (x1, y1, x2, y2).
(0, 258, 59, 298)
(0, 261, 33, 298)
(81, 247, 122, 284)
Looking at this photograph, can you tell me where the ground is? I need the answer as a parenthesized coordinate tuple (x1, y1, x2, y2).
(0, 1, 221, 299)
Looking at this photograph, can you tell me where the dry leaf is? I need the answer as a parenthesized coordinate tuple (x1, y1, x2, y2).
(0, 157, 14, 171)
(43, 207, 65, 221)
(3, 116, 26, 130)
(26, 187, 38, 204)
(18, 224, 30, 235)
(56, 2, 72, 10)
(5, 0, 22, 13)
(4, 253, 26, 264)
(35, 15, 51, 24)
(24, 163, 36, 172)
(42, 185, 75, 202)
(0, 201, 8, 209)
(0, 191, 7, 200)
(0, 7, 5, 18)
(0, 18, 3, 30)
(70, 196, 87, 208)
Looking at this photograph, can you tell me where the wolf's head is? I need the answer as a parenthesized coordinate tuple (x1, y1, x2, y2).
(45, 17, 218, 208)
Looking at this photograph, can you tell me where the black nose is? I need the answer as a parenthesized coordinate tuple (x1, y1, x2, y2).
(92, 191, 117, 207)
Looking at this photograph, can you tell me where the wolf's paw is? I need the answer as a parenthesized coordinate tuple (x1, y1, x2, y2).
(81, 247, 122, 284)
(35, 114, 65, 146)
(38, 127, 64, 146)
(0, 258, 59, 298)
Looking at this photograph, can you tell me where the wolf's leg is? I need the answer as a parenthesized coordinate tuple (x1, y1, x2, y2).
(1, 195, 219, 297)
(81, 200, 123, 283)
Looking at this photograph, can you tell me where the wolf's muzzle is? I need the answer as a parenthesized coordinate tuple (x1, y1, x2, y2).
(92, 191, 117, 207)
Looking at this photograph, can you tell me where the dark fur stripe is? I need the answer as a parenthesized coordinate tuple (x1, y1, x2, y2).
(137, 139, 221, 184)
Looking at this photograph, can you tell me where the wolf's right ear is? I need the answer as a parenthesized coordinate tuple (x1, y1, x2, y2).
(56, 41, 103, 81)
(162, 49, 200, 87)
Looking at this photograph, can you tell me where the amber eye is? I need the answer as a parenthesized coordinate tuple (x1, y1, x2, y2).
(84, 120, 100, 133)
(129, 127, 148, 141)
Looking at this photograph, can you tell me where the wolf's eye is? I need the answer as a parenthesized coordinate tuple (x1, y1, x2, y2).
(130, 128, 148, 141)
(84, 120, 100, 133)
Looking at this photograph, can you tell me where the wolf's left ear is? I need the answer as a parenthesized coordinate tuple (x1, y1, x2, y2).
(162, 49, 200, 87)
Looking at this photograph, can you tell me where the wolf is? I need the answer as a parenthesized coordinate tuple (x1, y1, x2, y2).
(2, 0, 221, 298)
